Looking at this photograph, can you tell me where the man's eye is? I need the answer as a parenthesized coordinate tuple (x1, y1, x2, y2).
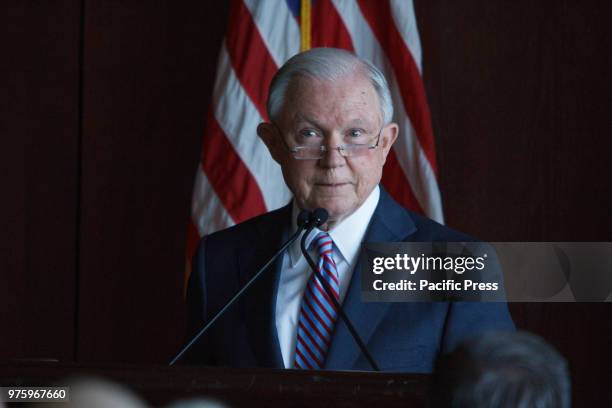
(299, 129, 319, 138)
(348, 129, 365, 138)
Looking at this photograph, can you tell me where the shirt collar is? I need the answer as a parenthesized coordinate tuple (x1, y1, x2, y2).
(288, 185, 380, 266)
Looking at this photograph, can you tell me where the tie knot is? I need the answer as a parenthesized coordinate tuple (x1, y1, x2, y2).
(311, 231, 333, 255)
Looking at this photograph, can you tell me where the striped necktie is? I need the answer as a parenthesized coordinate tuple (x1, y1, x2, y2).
(294, 231, 340, 369)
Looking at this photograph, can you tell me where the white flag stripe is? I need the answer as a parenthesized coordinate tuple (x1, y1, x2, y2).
(392, 105, 444, 222)
(243, 0, 300, 67)
(192, 165, 235, 236)
(332, 0, 443, 222)
(213, 43, 292, 211)
(390, 0, 423, 72)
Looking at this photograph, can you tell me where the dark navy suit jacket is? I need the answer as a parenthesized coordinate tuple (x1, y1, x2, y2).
(184, 187, 514, 372)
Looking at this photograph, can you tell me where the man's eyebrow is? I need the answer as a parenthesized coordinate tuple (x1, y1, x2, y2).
(292, 113, 323, 128)
(345, 118, 367, 127)
(290, 114, 373, 130)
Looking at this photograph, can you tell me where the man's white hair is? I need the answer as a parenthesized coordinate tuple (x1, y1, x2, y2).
(267, 47, 393, 124)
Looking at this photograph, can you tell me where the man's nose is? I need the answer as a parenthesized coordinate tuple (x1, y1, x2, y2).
(318, 141, 346, 168)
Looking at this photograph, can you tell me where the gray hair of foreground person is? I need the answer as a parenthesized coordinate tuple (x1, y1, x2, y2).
(267, 47, 394, 124)
(429, 331, 571, 408)
(46, 377, 149, 408)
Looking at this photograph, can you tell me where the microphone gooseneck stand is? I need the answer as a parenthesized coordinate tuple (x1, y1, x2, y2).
(169, 210, 312, 366)
(300, 209, 380, 371)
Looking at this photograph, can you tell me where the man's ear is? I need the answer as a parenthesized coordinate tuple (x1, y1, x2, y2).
(257, 122, 283, 164)
(379, 122, 399, 162)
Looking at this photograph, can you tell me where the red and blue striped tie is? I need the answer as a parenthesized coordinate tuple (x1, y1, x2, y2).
(294, 231, 340, 369)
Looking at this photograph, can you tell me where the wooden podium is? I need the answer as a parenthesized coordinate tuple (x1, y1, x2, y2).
(0, 362, 429, 407)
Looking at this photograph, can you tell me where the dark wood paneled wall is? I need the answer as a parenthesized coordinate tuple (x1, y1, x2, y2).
(417, 1, 611, 241)
(77, 0, 229, 364)
(1, 0, 610, 405)
(1, 0, 81, 363)
(415, 3, 611, 405)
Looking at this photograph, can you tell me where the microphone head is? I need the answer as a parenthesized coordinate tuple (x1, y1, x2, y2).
(311, 208, 329, 227)
(297, 210, 311, 228)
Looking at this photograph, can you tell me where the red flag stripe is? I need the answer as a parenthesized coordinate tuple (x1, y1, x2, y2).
(382, 150, 425, 214)
(388, 0, 423, 69)
(186, 219, 201, 263)
(243, 0, 300, 66)
(201, 108, 267, 222)
(225, 0, 278, 120)
(212, 45, 291, 211)
(212, 45, 292, 211)
(385, 151, 426, 214)
(357, 0, 438, 175)
(311, 0, 355, 51)
(191, 166, 236, 234)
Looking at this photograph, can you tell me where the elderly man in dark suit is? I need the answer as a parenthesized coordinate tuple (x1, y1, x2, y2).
(185, 47, 514, 372)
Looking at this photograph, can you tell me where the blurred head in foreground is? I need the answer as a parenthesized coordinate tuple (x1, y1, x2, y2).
(164, 398, 230, 408)
(43, 377, 230, 408)
(429, 331, 570, 408)
(46, 377, 149, 408)
(257, 47, 399, 229)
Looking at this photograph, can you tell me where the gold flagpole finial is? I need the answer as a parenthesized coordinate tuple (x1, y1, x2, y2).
(300, 0, 312, 51)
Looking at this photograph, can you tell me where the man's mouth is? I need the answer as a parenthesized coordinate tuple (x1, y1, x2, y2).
(314, 182, 350, 187)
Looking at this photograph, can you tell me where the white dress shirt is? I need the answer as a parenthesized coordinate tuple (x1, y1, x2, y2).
(275, 186, 380, 368)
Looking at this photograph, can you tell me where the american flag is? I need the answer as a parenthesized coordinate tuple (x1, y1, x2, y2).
(186, 0, 443, 275)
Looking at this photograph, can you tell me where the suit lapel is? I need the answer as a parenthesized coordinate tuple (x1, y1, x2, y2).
(239, 205, 291, 368)
(324, 188, 417, 370)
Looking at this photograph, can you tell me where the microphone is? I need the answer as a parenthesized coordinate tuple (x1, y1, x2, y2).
(297, 209, 311, 228)
(310, 207, 329, 228)
(169, 209, 312, 366)
(299, 208, 380, 371)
